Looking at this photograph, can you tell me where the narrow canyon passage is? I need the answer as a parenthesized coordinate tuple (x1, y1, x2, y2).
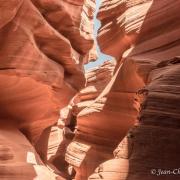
(0, 0, 180, 180)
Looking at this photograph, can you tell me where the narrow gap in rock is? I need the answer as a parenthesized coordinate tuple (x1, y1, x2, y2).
(84, 0, 114, 70)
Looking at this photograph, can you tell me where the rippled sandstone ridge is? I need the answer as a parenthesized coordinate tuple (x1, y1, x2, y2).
(0, 0, 180, 180)
(0, 0, 96, 179)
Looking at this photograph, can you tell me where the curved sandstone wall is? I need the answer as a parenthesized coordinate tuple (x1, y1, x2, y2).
(0, 0, 180, 180)
(0, 0, 96, 179)
(66, 0, 180, 179)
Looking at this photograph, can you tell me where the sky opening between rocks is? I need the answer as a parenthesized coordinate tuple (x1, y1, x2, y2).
(84, 0, 113, 70)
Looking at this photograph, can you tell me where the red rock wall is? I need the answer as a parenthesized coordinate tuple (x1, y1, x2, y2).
(0, 127, 66, 180)
(65, 60, 117, 179)
(66, 0, 180, 179)
(73, 60, 116, 114)
(1, 0, 180, 180)
(0, 0, 96, 179)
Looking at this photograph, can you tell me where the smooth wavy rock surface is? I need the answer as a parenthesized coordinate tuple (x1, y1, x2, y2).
(66, 0, 180, 179)
(73, 60, 116, 114)
(0, 0, 96, 142)
(0, 0, 96, 179)
(1, 0, 180, 179)
(0, 127, 66, 180)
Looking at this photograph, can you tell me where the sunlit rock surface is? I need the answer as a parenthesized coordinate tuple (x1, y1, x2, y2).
(0, 0, 96, 179)
(66, 0, 180, 179)
(65, 60, 116, 179)
(0, 0, 180, 179)
(0, 127, 66, 180)
(73, 60, 116, 114)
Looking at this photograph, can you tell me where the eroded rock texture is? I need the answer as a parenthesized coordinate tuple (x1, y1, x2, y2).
(1, 0, 180, 180)
(73, 60, 116, 114)
(0, 0, 96, 179)
(0, 127, 65, 180)
(66, 0, 180, 180)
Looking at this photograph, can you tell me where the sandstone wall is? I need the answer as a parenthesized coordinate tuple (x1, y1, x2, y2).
(1, 0, 180, 180)
(0, 0, 96, 179)
(66, 0, 180, 179)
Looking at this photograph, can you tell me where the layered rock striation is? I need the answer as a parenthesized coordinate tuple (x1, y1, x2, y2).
(73, 60, 116, 114)
(66, 0, 180, 179)
(0, 0, 180, 180)
(0, 0, 96, 179)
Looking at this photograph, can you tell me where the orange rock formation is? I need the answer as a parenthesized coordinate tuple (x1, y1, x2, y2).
(0, 0, 96, 179)
(0, 0, 180, 180)
(66, 0, 180, 179)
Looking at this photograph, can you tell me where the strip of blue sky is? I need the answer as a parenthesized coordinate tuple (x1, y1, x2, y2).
(84, 0, 113, 70)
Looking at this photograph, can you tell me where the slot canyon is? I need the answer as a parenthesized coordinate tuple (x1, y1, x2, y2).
(0, 0, 180, 180)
